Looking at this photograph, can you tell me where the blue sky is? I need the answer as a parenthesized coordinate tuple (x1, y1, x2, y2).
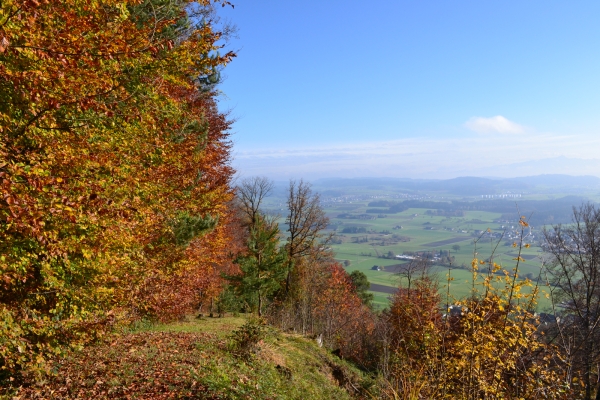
(217, 1, 600, 179)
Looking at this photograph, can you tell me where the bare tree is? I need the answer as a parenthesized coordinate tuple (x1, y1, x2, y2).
(284, 179, 330, 293)
(236, 176, 274, 228)
(544, 203, 600, 400)
(396, 258, 432, 296)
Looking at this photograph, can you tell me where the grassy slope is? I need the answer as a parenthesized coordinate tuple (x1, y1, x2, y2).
(10, 317, 374, 399)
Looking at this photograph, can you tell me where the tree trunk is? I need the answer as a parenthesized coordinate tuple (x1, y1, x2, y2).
(258, 299, 262, 317)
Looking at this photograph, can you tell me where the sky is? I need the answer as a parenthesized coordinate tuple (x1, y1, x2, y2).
(216, 1, 600, 180)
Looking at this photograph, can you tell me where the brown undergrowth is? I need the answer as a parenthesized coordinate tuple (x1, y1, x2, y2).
(6, 316, 372, 399)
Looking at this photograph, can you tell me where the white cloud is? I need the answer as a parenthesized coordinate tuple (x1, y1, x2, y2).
(465, 115, 525, 134)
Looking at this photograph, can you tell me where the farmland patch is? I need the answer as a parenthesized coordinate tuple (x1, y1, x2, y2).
(506, 253, 539, 261)
(381, 264, 410, 273)
(370, 283, 397, 295)
(422, 237, 472, 247)
(335, 205, 362, 211)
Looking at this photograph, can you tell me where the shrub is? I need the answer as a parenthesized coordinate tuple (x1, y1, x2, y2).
(229, 318, 267, 358)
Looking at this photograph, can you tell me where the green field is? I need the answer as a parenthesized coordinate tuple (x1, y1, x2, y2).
(325, 205, 551, 310)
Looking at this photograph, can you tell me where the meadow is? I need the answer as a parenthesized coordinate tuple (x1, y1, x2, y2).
(323, 204, 552, 310)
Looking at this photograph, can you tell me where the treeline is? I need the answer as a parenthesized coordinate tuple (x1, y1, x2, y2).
(337, 213, 376, 220)
(366, 201, 410, 213)
(367, 197, 590, 225)
(341, 226, 368, 233)
(220, 177, 373, 359)
(425, 209, 465, 217)
(1, 0, 239, 382)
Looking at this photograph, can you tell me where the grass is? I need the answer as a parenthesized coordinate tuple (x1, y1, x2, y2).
(10, 316, 375, 399)
(135, 315, 247, 336)
(371, 292, 393, 309)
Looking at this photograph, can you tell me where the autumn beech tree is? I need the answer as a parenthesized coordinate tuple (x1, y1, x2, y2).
(0, 0, 237, 379)
(315, 263, 373, 349)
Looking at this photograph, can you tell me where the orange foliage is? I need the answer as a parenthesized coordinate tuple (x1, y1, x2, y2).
(380, 269, 570, 399)
(316, 263, 375, 364)
(387, 276, 442, 359)
(0, 0, 239, 378)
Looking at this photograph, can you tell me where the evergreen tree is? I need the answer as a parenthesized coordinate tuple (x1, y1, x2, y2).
(349, 270, 374, 307)
(228, 215, 287, 316)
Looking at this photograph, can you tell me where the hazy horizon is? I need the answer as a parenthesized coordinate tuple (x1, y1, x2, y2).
(232, 153, 600, 181)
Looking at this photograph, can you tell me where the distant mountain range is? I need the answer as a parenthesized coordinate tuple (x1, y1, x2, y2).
(452, 156, 600, 179)
(312, 174, 600, 196)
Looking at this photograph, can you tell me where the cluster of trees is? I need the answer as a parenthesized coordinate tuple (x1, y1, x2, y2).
(226, 184, 600, 399)
(336, 213, 376, 220)
(356, 205, 600, 399)
(341, 226, 367, 233)
(224, 177, 373, 356)
(367, 198, 585, 226)
(372, 263, 565, 398)
(366, 203, 409, 214)
(1, 0, 240, 380)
